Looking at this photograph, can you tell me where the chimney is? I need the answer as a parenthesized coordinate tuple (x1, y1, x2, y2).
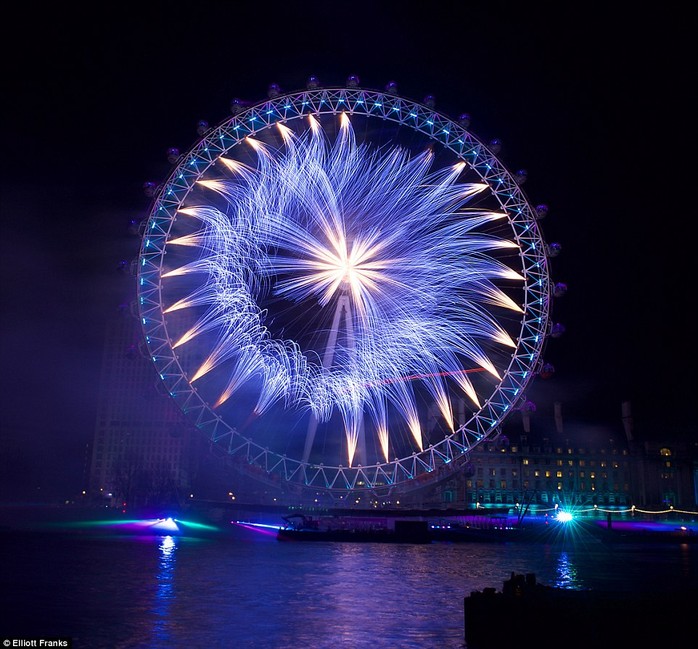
(621, 401, 634, 442)
(554, 401, 564, 434)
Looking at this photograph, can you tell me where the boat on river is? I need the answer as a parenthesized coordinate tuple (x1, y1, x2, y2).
(276, 514, 431, 543)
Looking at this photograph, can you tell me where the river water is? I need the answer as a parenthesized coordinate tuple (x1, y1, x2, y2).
(1, 524, 696, 649)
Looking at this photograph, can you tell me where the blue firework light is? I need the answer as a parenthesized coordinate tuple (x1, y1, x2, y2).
(138, 82, 553, 493)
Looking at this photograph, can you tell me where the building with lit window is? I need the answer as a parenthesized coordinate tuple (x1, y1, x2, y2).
(419, 403, 697, 515)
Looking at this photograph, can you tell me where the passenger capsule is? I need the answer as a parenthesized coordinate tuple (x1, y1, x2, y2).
(539, 363, 555, 379)
(514, 169, 528, 185)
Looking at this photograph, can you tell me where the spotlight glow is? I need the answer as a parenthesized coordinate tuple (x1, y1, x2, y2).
(556, 511, 574, 523)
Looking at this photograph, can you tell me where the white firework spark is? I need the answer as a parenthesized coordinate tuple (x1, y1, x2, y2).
(164, 113, 523, 467)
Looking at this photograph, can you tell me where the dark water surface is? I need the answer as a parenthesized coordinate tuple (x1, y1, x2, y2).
(1, 528, 696, 648)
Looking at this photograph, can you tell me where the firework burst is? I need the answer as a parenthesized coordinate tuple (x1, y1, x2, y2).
(162, 112, 523, 468)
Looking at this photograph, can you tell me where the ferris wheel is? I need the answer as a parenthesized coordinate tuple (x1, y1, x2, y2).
(136, 76, 562, 498)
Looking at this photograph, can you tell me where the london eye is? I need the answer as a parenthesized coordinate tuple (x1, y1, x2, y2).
(136, 77, 559, 498)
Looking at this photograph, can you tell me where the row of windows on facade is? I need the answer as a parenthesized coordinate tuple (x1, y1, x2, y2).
(92, 460, 183, 471)
(99, 420, 183, 427)
(472, 454, 626, 468)
(94, 439, 184, 449)
(459, 491, 630, 504)
(467, 478, 629, 492)
(93, 450, 182, 461)
(480, 445, 628, 456)
(475, 466, 625, 477)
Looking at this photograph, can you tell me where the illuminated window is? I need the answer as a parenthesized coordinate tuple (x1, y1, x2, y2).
(556, 471, 563, 478)
(660, 448, 672, 457)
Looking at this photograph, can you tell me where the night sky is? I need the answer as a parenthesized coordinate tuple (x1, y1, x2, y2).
(2, 2, 695, 500)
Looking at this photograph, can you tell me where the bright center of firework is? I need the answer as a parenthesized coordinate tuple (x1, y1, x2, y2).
(286, 228, 385, 315)
(164, 113, 524, 468)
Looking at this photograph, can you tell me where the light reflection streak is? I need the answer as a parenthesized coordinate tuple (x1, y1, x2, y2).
(232, 521, 283, 539)
(554, 551, 580, 589)
(152, 535, 177, 645)
(49, 518, 219, 536)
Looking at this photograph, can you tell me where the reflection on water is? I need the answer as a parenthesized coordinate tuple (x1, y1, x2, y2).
(554, 551, 579, 589)
(153, 535, 177, 645)
(1, 531, 696, 649)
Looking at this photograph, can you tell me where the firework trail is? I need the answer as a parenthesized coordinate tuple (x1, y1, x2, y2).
(163, 113, 523, 466)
